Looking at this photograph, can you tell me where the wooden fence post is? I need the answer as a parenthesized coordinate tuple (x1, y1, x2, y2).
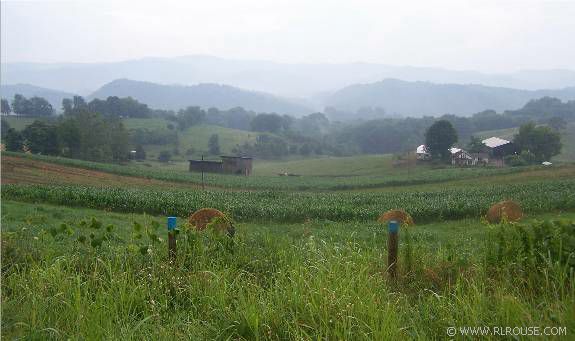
(387, 220, 399, 279)
(167, 216, 177, 262)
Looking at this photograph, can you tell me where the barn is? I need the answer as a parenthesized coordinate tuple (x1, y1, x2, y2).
(450, 147, 474, 166)
(189, 156, 253, 176)
(481, 137, 518, 166)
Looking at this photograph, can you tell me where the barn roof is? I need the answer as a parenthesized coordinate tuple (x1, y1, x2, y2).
(449, 147, 462, 154)
(482, 137, 510, 148)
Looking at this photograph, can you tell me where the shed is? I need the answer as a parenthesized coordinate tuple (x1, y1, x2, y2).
(188, 156, 253, 176)
(221, 156, 253, 176)
(416, 144, 431, 160)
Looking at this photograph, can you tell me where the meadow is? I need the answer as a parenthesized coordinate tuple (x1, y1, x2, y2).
(122, 120, 262, 160)
(2, 201, 574, 339)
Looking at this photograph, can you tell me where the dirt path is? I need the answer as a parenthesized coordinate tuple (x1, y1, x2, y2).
(1, 155, 203, 190)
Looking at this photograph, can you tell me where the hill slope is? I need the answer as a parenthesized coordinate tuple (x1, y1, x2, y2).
(89, 79, 312, 115)
(0, 84, 76, 111)
(325, 79, 575, 117)
(122, 119, 262, 159)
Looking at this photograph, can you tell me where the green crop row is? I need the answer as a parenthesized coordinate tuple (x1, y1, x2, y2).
(3, 179, 574, 223)
(4, 151, 540, 191)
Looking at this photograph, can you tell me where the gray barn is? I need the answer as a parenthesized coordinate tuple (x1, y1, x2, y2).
(189, 156, 253, 176)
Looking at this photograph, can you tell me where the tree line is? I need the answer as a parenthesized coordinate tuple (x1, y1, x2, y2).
(3, 106, 130, 163)
(2, 94, 572, 161)
(2, 94, 154, 118)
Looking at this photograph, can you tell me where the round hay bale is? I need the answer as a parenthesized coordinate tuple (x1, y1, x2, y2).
(377, 209, 414, 226)
(486, 201, 523, 224)
(188, 208, 229, 231)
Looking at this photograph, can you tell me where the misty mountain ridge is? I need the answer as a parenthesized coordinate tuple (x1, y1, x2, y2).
(4, 55, 575, 98)
(325, 79, 575, 118)
(4, 78, 575, 119)
(88, 79, 313, 115)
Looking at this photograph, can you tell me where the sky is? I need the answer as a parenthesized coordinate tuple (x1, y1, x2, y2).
(2, 0, 574, 72)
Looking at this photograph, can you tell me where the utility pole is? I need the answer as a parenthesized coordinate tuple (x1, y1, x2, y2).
(201, 154, 205, 191)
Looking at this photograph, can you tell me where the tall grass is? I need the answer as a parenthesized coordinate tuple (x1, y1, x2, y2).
(2, 211, 573, 339)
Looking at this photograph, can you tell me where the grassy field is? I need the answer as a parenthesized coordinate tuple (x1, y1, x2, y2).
(474, 127, 519, 141)
(2, 115, 54, 130)
(2, 200, 574, 339)
(253, 154, 400, 176)
(123, 119, 263, 160)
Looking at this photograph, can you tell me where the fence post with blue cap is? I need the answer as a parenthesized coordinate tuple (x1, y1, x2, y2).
(167, 217, 177, 262)
(387, 220, 399, 279)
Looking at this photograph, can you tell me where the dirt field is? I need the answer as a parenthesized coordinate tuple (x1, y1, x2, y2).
(0, 155, 201, 189)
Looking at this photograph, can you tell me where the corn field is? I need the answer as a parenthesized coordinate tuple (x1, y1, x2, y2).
(3, 179, 574, 223)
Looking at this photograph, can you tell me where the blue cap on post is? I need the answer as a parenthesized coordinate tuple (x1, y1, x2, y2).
(167, 217, 177, 231)
(388, 220, 399, 233)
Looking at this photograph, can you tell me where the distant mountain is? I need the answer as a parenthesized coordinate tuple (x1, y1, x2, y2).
(4, 55, 575, 97)
(0, 84, 76, 111)
(88, 79, 313, 115)
(324, 79, 575, 118)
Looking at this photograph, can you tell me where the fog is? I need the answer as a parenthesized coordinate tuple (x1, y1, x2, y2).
(2, 0, 575, 73)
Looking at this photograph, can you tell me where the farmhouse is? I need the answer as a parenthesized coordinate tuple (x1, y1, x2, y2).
(188, 156, 253, 176)
(481, 137, 518, 166)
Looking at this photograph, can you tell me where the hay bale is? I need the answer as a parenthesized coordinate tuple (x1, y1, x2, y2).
(486, 201, 523, 224)
(377, 209, 414, 226)
(188, 208, 229, 231)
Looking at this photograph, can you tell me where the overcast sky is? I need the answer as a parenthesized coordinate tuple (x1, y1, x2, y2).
(2, 0, 574, 72)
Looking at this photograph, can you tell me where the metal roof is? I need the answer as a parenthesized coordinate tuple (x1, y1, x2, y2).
(482, 137, 510, 148)
(416, 144, 428, 154)
(449, 147, 462, 154)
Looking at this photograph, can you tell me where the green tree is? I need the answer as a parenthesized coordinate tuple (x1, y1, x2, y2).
(58, 110, 129, 162)
(1, 118, 10, 138)
(5, 128, 24, 151)
(514, 122, 562, 162)
(250, 113, 283, 133)
(208, 134, 221, 155)
(1, 98, 11, 115)
(467, 136, 485, 153)
(62, 98, 73, 114)
(158, 150, 172, 162)
(177, 106, 205, 130)
(425, 120, 458, 162)
(12, 94, 32, 116)
(29, 97, 53, 116)
(22, 120, 59, 155)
